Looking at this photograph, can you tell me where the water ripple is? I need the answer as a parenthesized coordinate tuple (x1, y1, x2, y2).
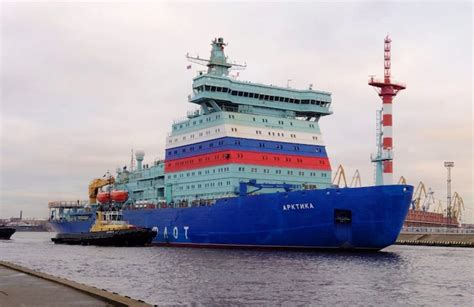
(1, 232, 473, 305)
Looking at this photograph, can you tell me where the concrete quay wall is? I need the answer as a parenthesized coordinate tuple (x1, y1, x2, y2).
(0, 261, 151, 307)
(396, 233, 474, 247)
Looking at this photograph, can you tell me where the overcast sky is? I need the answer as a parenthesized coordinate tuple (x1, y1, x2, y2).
(1, 1, 472, 222)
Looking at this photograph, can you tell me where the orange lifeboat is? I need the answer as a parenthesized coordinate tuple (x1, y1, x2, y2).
(110, 190, 128, 203)
(96, 192, 111, 204)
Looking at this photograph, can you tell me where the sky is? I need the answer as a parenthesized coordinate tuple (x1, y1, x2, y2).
(1, 1, 472, 222)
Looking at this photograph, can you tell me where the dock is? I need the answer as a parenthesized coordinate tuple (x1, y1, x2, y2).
(0, 261, 151, 307)
(396, 227, 474, 247)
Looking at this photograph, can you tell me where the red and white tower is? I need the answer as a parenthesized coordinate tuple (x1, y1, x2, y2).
(369, 35, 406, 185)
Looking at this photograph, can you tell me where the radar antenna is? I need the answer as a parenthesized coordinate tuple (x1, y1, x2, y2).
(186, 37, 246, 77)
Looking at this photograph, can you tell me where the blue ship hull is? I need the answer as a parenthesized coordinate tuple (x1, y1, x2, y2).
(49, 185, 413, 250)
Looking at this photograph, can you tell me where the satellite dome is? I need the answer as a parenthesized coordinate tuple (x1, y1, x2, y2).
(135, 150, 145, 161)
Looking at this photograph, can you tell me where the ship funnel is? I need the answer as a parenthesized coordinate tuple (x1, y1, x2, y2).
(135, 150, 145, 170)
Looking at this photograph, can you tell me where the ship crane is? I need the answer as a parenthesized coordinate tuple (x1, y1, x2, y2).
(88, 177, 115, 204)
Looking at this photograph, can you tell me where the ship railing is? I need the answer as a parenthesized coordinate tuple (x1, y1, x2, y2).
(48, 200, 89, 208)
(401, 226, 474, 234)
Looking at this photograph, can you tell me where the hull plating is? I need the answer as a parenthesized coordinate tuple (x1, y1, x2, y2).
(49, 185, 413, 250)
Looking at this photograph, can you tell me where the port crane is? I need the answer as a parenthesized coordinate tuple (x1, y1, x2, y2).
(350, 170, 362, 187)
(332, 165, 347, 187)
(411, 182, 428, 210)
(451, 192, 465, 222)
(397, 176, 407, 184)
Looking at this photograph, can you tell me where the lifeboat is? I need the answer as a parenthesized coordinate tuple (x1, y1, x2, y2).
(111, 190, 128, 203)
(96, 192, 110, 204)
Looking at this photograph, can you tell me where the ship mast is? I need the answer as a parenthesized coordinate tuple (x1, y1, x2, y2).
(186, 37, 246, 77)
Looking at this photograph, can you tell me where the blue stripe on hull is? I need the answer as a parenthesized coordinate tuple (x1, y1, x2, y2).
(165, 136, 327, 160)
(49, 185, 412, 250)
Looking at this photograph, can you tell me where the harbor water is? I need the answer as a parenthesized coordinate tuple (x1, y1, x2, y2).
(1, 232, 473, 306)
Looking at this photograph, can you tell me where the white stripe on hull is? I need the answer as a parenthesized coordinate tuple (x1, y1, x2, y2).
(166, 123, 324, 149)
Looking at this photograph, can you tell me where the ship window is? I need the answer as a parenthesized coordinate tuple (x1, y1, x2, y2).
(205, 85, 210, 91)
(238, 92, 243, 96)
(249, 93, 254, 98)
(211, 86, 216, 92)
(270, 96, 274, 101)
(253, 117, 256, 121)
(284, 98, 289, 102)
(217, 87, 222, 92)
(231, 90, 237, 95)
(264, 95, 269, 100)
(279, 97, 284, 102)
(244, 92, 249, 97)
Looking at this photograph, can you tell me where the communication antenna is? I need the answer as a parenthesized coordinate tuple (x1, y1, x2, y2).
(130, 149, 135, 171)
(186, 37, 246, 77)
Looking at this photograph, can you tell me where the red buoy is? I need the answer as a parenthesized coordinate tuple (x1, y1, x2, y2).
(111, 190, 128, 202)
(96, 192, 111, 204)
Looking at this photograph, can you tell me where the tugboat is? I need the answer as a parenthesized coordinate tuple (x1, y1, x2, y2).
(51, 210, 156, 246)
(0, 226, 16, 240)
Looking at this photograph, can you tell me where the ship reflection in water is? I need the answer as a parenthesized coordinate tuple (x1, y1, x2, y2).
(1, 232, 472, 306)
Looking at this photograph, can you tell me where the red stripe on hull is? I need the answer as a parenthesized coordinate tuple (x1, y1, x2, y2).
(165, 150, 331, 173)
